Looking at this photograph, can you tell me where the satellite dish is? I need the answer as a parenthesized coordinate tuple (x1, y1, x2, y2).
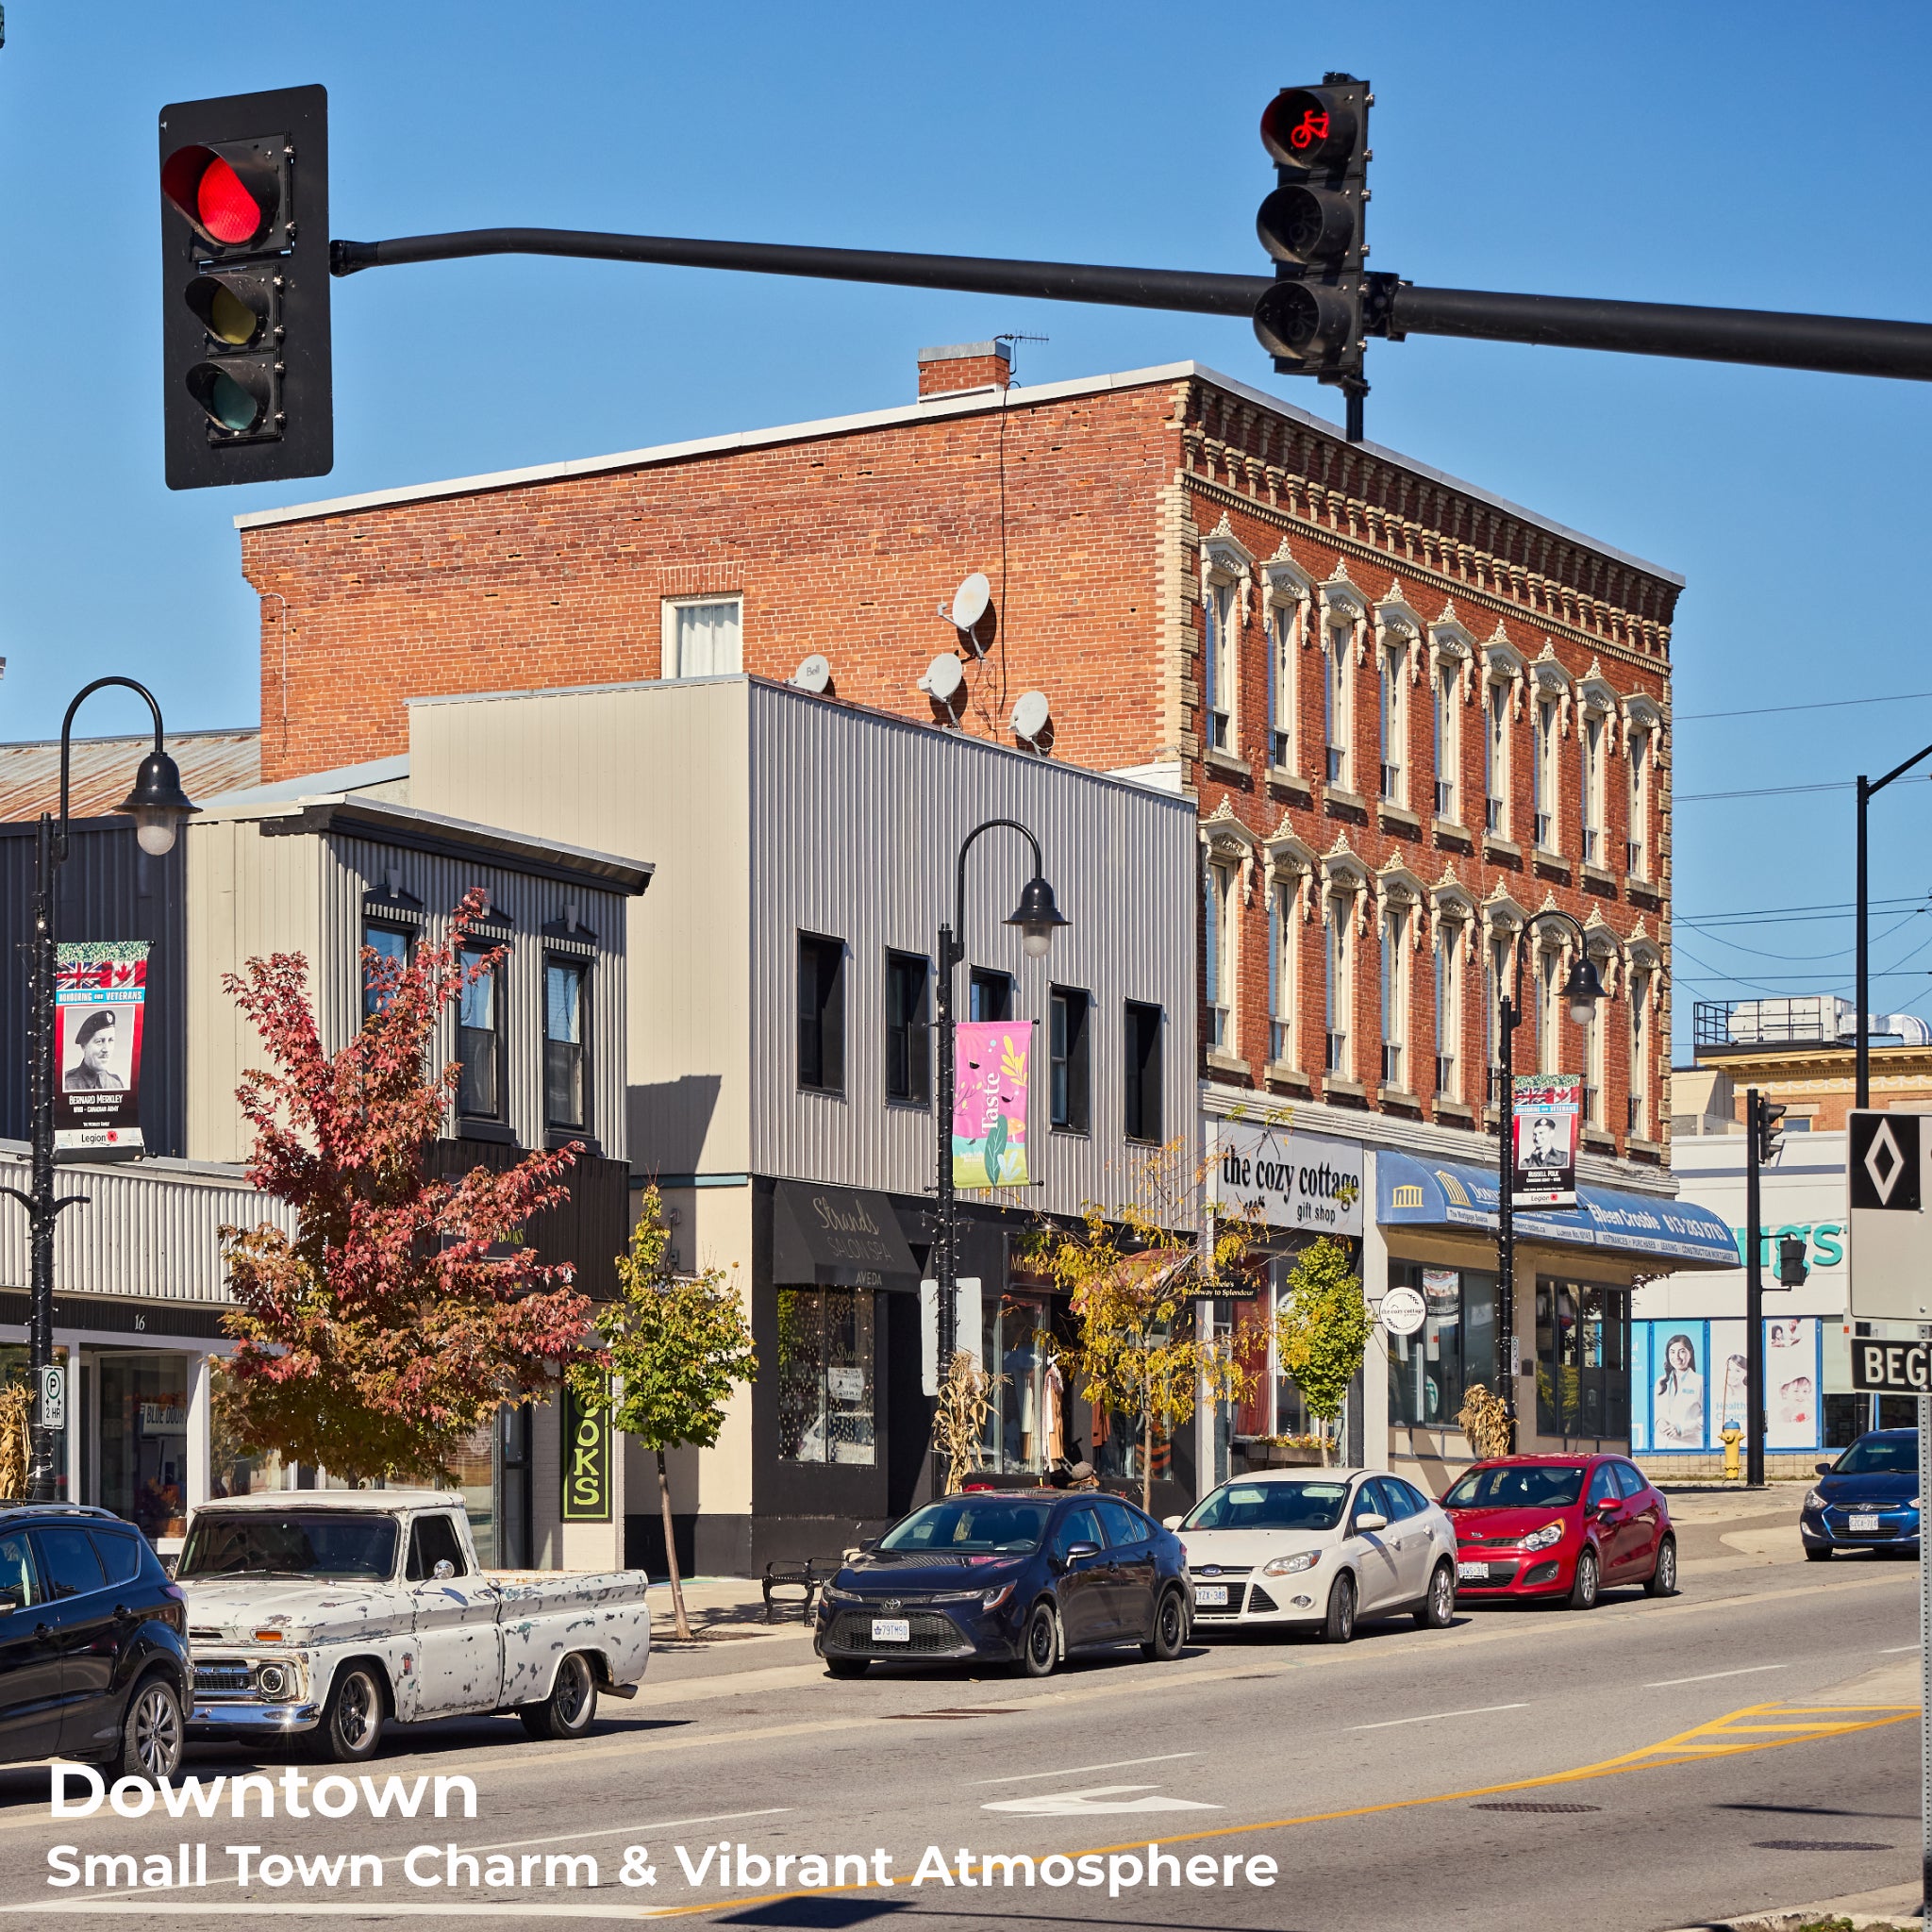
(792, 654, 832, 694)
(938, 573, 998, 656)
(1010, 691, 1052, 747)
(918, 653, 966, 710)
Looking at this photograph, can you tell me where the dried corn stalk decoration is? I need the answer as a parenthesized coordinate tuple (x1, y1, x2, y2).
(0, 1382, 32, 1500)
(931, 1351, 1001, 1493)
(1457, 1381, 1512, 1462)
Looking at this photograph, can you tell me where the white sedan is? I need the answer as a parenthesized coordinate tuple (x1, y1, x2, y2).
(1163, 1469, 1458, 1643)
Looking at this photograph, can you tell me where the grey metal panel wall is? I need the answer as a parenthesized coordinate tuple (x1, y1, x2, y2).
(0, 820, 189, 1157)
(320, 832, 631, 1161)
(745, 681, 1198, 1219)
(0, 1144, 294, 1304)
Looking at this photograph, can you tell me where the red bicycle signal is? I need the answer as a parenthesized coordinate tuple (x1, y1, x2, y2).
(1290, 108, 1329, 151)
(1260, 87, 1357, 169)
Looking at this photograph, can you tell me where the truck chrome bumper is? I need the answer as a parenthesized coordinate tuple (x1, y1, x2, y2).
(190, 1701, 322, 1735)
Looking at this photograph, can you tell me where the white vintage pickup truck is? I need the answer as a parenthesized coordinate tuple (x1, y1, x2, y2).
(176, 1490, 652, 1761)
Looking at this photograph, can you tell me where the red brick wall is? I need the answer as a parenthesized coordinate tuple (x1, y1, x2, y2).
(243, 363, 1679, 1162)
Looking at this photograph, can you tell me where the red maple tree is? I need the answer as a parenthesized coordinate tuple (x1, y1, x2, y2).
(216, 890, 601, 1484)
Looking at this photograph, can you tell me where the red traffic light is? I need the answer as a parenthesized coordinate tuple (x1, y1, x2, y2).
(1260, 88, 1358, 169)
(161, 143, 278, 249)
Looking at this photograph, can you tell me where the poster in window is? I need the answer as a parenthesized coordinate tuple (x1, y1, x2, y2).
(1421, 1267, 1460, 1313)
(952, 1021, 1033, 1188)
(1709, 1318, 1749, 1447)
(1510, 1073, 1579, 1207)
(52, 941, 149, 1163)
(1765, 1316, 1820, 1450)
(1628, 1324, 1652, 1453)
(1651, 1321, 1708, 1450)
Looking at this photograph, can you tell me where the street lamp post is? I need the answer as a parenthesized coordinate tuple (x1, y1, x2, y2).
(932, 820, 1066, 1493)
(1856, 743, 1932, 1108)
(1494, 910, 1606, 1453)
(0, 679, 196, 1501)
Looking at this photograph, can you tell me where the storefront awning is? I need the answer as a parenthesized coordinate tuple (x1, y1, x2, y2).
(773, 1181, 921, 1292)
(1376, 1151, 1737, 1270)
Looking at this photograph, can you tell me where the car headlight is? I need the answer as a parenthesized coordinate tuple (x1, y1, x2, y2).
(1913, 1498, 1923, 1511)
(820, 1583, 859, 1606)
(254, 1659, 300, 1702)
(1261, 1551, 1320, 1577)
(980, 1584, 1015, 1610)
(1521, 1521, 1566, 1552)
(1804, 1490, 1824, 1511)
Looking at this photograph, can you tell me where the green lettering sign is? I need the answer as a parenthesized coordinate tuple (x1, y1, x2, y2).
(560, 1379, 611, 1523)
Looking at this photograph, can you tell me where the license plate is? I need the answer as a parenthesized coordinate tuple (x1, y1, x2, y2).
(871, 1618, 910, 1642)
(1457, 1561, 1490, 1581)
(1195, 1585, 1229, 1607)
(1849, 1513, 1882, 1533)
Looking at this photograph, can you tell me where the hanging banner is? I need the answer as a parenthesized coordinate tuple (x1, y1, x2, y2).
(1510, 1072, 1579, 1208)
(952, 1020, 1033, 1189)
(53, 941, 149, 1163)
(560, 1378, 612, 1523)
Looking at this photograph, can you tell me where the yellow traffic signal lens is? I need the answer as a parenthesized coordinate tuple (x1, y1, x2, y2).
(187, 274, 268, 347)
(208, 282, 258, 345)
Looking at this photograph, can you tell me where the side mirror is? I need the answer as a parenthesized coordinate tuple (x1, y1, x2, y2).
(1353, 1511, 1388, 1534)
(1161, 1515, 1184, 1531)
(431, 1558, 456, 1581)
(1064, 1541, 1102, 1561)
(1594, 1496, 1617, 1514)
(1815, 1461, 1834, 1477)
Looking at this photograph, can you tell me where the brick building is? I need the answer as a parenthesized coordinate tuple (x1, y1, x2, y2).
(236, 344, 1712, 1484)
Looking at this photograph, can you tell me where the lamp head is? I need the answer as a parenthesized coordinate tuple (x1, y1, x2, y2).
(1006, 874, 1069, 960)
(118, 749, 199, 857)
(1563, 952, 1607, 1027)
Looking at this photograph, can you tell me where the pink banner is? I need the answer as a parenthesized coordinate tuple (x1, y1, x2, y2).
(952, 1021, 1033, 1189)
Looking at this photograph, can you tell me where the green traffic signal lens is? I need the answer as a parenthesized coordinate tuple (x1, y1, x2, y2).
(208, 369, 260, 431)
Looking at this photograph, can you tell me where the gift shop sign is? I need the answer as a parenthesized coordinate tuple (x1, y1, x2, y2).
(1209, 1121, 1363, 1235)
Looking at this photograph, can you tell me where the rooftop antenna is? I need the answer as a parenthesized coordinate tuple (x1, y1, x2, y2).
(791, 654, 833, 694)
(937, 573, 997, 658)
(992, 330, 1048, 382)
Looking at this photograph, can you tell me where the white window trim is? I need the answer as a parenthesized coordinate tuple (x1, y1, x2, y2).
(1199, 529, 1254, 760)
(1263, 552, 1314, 775)
(1319, 574, 1368, 792)
(1319, 842, 1371, 1082)
(1428, 616, 1474, 827)
(1264, 827, 1317, 1074)
(659, 593, 744, 680)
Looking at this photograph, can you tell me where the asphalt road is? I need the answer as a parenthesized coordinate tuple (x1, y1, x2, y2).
(0, 1530, 1921, 1931)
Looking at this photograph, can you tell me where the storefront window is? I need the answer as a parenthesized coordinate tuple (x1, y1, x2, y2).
(98, 1353, 190, 1540)
(776, 1289, 876, 1465)
(448, 1420, 496, 1567)
(1387, 1265, 1499, 1428)
(0, 1348, 64, 1502)
(979, 1293, 1058, 1474)
(211, 1374, 283, 1498)
(1534, 1278, 1630, 1441)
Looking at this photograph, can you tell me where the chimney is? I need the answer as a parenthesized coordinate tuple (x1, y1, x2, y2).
(917, 340, 1013, 399)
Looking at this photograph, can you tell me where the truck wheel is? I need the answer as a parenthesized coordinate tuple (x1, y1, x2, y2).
(317, 1664, 385, 1762)
(110, 1673, 185, 1782)
(520, 1652, 598, 1740)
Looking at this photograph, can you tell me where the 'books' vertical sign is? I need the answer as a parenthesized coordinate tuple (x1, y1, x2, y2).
(561, 1379, 611, 1523)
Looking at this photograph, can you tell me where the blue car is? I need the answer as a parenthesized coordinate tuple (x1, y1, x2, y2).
(1801, 1428, 1921, 1559)
(814, 1490, 1191, 1678)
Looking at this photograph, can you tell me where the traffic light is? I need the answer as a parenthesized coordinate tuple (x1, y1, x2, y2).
(1776, 1234, 1809, 1289)
(158, 86, 331, 490)
(1755, 1096, 1787, 1166)
(1253, 75, 1371, 385)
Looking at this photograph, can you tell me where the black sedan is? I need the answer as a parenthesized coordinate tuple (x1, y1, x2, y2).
(814, 1490, 1191, 1678)
(1802, 1428, 1921, 1559)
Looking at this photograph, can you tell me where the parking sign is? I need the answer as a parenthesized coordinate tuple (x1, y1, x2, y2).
(1847, 1108, 1932, 1322)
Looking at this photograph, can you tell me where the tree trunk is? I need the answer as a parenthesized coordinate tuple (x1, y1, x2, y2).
(658, 1448, 692, 1642)
(1141, 1408, 1154, 1515)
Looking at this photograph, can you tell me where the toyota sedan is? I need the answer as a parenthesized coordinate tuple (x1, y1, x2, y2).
(814, 1491, 1191, 1678)
(1163, 1470, 1457, 1643)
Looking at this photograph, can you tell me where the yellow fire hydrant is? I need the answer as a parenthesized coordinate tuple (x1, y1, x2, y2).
(1721, 1422, 1743, 1481)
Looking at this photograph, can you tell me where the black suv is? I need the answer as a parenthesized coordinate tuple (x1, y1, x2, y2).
(0, 1506, 190, 1778)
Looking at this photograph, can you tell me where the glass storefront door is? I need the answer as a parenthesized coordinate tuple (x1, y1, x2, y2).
(96, 1353, 191, 1540)
(979, 1292, 1056, 1475)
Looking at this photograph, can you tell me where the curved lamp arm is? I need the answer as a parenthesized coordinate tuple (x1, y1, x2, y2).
(58, 676, 167, 847)
(951, 817, 1045, 958)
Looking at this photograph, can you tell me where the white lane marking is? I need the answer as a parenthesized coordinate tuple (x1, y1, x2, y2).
(27, 1908, 674, 1921)
(1883, 1644, 1922, 1654)
(984, 1782, 1222, 1817)
(1351, 1703, 1529, 1731)
(974, 1750, 1201, 1785)
(1643, 1664, 1789, 1688)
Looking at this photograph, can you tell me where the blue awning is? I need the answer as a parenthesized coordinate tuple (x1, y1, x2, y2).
(1376, 1152, 1737, 1269)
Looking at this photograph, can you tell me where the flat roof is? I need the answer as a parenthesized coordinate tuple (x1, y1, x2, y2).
(236, 359, 1683, 589)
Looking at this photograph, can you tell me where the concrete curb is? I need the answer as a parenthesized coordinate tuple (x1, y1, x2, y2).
(1671, 1880, 1925, 1930)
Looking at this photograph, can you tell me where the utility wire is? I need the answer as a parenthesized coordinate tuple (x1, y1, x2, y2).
(1676, 688, 1932, 723)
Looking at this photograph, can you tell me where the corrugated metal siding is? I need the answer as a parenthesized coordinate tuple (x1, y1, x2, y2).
(0, 1144, 293, 1302)
(407, 682, 748, 1180)
(0, 821, 189, 1156)
(745, 681, 1198, 1217)
(0, 729, 259, 822)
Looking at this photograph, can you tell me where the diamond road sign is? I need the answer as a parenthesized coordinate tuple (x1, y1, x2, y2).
(1847, 1109, 1932, 1322)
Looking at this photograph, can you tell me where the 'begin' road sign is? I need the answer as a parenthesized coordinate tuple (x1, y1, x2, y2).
(1847, 1109, 1932, 1324)
(1851, 1338, 1932, 1392)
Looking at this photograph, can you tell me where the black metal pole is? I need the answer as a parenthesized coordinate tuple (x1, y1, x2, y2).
(1745, 1088, 1765, 1488)
(1497, 990, 1517, 1450)
(1857, 776, 1871, 1111)
(332, 228, 1932, 385)
(25, 809, 58, 1501)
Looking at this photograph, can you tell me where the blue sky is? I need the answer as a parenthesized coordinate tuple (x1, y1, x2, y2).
(3, 2, 1930, 1056)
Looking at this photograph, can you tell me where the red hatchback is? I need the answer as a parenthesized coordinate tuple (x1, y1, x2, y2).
(1441, 1455, 1677, 1608)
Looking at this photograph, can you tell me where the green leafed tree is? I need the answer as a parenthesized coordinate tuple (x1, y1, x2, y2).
(568, 1189, 757, 1641)
(1274, 1237, 1374, 1464)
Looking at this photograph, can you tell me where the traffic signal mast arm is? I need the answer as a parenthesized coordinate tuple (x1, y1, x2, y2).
(328, 230, 1932, 385)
